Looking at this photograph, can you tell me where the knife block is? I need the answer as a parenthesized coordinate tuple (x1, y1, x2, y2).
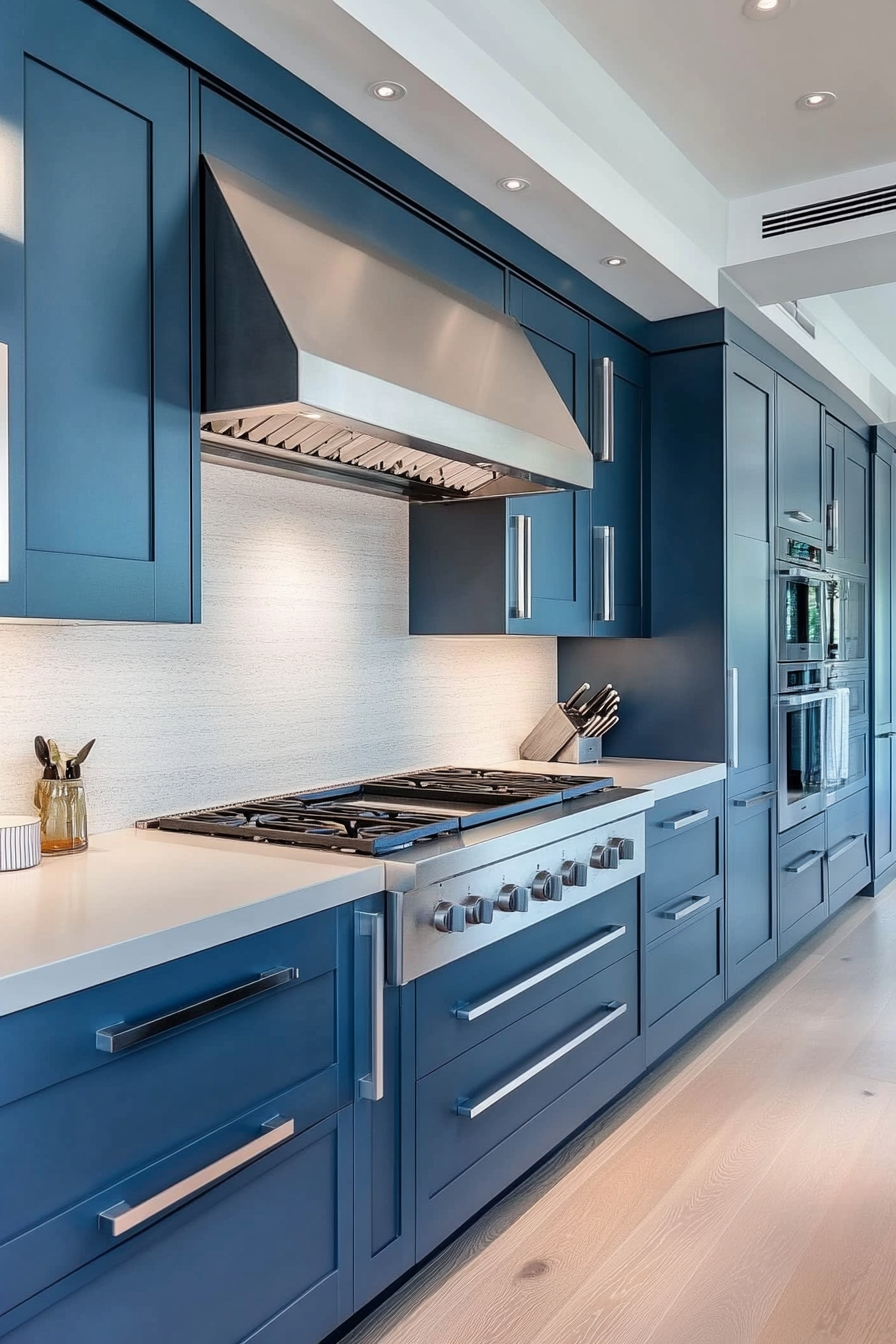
(519, 703, 579, 762)
(554, 735, 603, 764)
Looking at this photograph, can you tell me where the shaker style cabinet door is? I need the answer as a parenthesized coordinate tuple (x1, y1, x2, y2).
(872, 430, 896, 885)
(777, 376, 824, 544)
(825, 417, 870, 578)
(0, 0, 197, 621)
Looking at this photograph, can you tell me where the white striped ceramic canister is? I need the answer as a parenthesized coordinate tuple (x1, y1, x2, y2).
(0, 817, 42, 871)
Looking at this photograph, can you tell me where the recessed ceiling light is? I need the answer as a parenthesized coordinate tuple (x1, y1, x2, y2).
(601, 256, 627, 268)
(497, 176, 530, 192)
(797, 90, 837, 110)
(367, 81, 406, 101)
(742, 0, 790, 18)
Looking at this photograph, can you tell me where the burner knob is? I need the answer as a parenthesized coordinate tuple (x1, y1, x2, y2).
(531, 870, 563, 902)
(590, 843, 617, 870)
(608, 837, 636, 861)
(560, 860, 588, 887)
(433, 902, 466, 934)
(497, 883, 529, 913)
(465, 897, 495, 926)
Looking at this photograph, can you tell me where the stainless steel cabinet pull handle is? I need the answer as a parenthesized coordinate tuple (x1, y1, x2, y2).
(456, 1002, 627, 1118)
(95, 967, 299, 1054)
(661, 808, 710, 831)
(524, 514, 533, 619)
(98, 1116, 295, 1237)
(659, 894, 711, 921)
(786, 509, 814, 523)
(511, 515, 533, 619)
(598, 356, 615, 462)
(876, 731, 896, 739)
(785, 849, 824, 875)
(732, 790, 777, 808)
(357, 910, 385, 1101)
(826, 500, 840, 552)
(0, 344, 8, 584)
(593, 525, 615, 622)
(453, 926, 626, 1022)
(728, 668, 739, 769)
(827, 834, 865, 863)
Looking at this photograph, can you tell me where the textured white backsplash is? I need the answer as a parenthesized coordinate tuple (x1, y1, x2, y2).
(0, 464, 556, 833)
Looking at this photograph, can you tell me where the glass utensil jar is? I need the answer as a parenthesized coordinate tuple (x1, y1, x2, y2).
(34, 778, 88, 854)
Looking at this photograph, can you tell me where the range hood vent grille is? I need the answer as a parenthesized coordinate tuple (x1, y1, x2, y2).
(762, 182, 896, 238)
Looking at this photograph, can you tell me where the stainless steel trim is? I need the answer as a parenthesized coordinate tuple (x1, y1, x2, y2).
(784, 850, 824, 875)
(453, 926, 626, 1021)
(659, 894, 711, 921)
(785, 510, 814, 523)
(778, 690, 839, 708)
(831, 499, 840, 553)
(828, 834, 864, 863)
(95, 968, 298, 1053)
(728, 668, 739, 769)
(357, 911, 385, 1101)
(594, 525, 615, 622)
(0, 344, 7, 584)
(524, 514, 533, 620)
(599, 356, 614, 462)
(97, 1117, 295, 1237)
(732, 790, 778, 808)
(661, 808, 710, 831)
(385, 889, 404, 987)
(456, 1001, 627, 1118)
(511, 515, 532, 619)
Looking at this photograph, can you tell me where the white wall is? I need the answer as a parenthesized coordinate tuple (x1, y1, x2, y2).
(0, 464, 556, 834)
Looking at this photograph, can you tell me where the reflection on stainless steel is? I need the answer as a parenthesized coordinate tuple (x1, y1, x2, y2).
(202, 158, 593, 499)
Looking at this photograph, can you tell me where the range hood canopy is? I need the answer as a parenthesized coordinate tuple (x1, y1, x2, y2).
(202, 158, 594, 500)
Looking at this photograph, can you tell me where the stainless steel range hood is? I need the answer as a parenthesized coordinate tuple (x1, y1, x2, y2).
(201, 158, 593, 501)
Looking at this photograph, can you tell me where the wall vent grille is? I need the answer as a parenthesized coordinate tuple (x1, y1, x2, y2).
(762, 182, 896, 238)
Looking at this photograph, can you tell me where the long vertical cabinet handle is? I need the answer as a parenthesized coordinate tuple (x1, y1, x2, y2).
(357, 910, 385, 1102)
(826, 500, 840, 552)
(0, 343, 8, 583)
(523, 514, 533, 619)
(511, 515, 533, 620)
(593, 525, 615, 622)
(728, 668, 739, 769)
(598, 356, 615, 462)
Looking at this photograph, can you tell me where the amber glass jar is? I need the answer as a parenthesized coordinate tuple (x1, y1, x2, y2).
(34, 778, 88, 854)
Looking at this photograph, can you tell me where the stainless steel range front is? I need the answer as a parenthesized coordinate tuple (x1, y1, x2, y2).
(141, 767, 651, 984)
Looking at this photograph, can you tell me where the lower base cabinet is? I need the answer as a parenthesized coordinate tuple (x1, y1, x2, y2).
(827, 788, 871, 914)
(726, 790, 777, 997)
(778, 819, 827, 955)
(646, 902, 725, 1064)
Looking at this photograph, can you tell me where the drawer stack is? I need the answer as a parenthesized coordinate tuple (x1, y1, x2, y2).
(414, 882, 643, 1256)
(644, 782, 725, 1064)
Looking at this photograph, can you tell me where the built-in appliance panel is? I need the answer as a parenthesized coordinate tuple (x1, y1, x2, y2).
(826, 788, 871, 913)
(646, 903, 724, 1065)
(778, 818, 827, 954)
(827, 663, 868, 722)
(825, 574, 868, 663)
(0, 1108, 353, 1344)
(645, 782, 723, 848)
(0, 911, 339, 1109)
(398, 810, 645, 984)
(643, 817, 722, 922)
(777, 568, 826, 662)
(416, 952, 639, 1256)
(415, 881, 637, 1077)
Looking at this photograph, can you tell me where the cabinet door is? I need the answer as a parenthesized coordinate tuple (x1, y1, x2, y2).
(727, 348, 776, 799)
(353, 902, 415, 1310)
(727, 790, 777, 996)
(0, 0, 197, 621)
(777, 377, 823, 543)
(590, 324, 647, 637)
(873, 434, 896, 882)
(506, 276, 590, 636)
(824, 414, 845, 566)
(842, 428, 870, 578)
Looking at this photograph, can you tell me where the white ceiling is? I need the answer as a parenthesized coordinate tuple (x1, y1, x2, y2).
(544, 0, 896, 197)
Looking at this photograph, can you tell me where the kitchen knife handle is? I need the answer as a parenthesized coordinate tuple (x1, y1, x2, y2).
(594, 526, 615, 623)
(357, 910, 385, 1102)
(728, 667, 739, 769)
(597, 356, 615, 462)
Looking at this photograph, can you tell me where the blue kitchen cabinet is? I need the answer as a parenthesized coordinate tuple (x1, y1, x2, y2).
(872, 428, 896, 889)
(825, 415, 870, 578)
(353, 899, 415, 1310)
(0, 0, 197, 621)
(777, 376, 824, 547)
(589, 323, 649, 637)
(778, 817, 828, 954)
(727, 789, 777, 996)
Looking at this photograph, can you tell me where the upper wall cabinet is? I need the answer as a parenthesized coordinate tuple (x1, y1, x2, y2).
(0, 0, 197, 621)
(776, 377, 824, 548)
(825, 415, 870, 578)
(589, 323, 648, 637)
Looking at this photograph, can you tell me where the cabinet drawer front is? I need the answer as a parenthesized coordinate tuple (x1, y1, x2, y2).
(647, 903, 722, 1028)
(416, 884, 638, 1077)
(644, 816, 722, 918)
(417, 953, 638, 1204)
(826, 788, 870, 910)
(1, 1109, 353, 1344)
(0, 911, 338, 1107)
(646, 782, 723, 847)
(827, 832, 869, 906)
(779, 822, 827, 952)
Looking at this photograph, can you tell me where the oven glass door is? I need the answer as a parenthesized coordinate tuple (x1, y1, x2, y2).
(778, 694, 827, 829)
(780, 576, 824, 660)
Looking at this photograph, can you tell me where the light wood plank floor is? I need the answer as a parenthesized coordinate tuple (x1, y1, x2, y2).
(347, 883, 896, 1344)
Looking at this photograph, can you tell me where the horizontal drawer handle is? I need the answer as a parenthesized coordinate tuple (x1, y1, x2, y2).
(732, 790, 777, 808)
(828, 833, 865, 863)
(453, 926, 626, 1022)
(456, 1002, 627, 1119)
(658, 894, 711, 921)
(784, 850, 824, 876)
(95, 967, 299, 1054)
(876, 731, 896, 739)
(98, 1116, 295, 1237)
(661, 808, 710, 831)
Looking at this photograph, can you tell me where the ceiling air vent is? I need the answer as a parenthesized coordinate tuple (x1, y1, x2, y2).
(762, 182, 896, 238)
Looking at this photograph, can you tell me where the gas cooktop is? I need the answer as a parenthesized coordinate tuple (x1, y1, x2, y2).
(142, 766, 615, 855)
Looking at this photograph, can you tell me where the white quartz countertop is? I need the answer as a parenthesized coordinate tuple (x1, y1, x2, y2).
(0, 827, 384, 1017)
(500, 757, 726, 800)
